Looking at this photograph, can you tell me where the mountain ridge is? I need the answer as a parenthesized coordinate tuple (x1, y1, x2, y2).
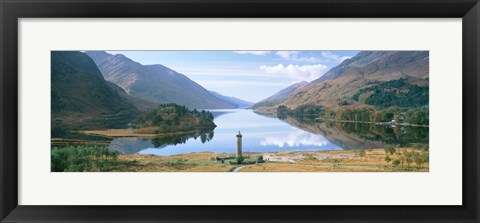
(251, 81, 308, 109)
(208, 91, 254, 108)
(253, 51, 429, 111)
(84, 51, 237, 109)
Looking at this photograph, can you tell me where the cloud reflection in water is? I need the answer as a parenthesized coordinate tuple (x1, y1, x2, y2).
(260, 130, 330, 148)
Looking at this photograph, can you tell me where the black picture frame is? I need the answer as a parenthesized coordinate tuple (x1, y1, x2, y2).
(1, 0, 479, 222)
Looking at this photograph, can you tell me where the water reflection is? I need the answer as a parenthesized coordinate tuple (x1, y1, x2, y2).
(100, 109, 428, 156)
(260, 129, 334, 148)
(109, 130, 214, 154)
(278, 115, 428, 150)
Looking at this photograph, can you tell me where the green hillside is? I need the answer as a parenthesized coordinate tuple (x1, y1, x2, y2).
(51, 51, 139, 132)
(352, 79, 429, 108)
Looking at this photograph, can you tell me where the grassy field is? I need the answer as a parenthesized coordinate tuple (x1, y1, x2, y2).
(52, 145, 428, 172)
(115, 152, 236, 172)
(239, 149, 428, 172)
(67, 149, 427, 172)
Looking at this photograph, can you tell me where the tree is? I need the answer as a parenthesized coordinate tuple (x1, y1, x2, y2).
(256, 155, 263, 161)
(277, 105, 290, 115)
(385, 155, 392, 163)
(392, 159, 401, 166)
(236, 156, 245, 164)
(412, 151, 426, 168)
(404, 151, 413, 167)
(384, 145, 395, 155)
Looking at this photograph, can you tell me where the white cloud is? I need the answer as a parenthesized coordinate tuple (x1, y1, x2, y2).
(321, 51, 352, 63)
(275, 51, 318, 62)
(259, 64, 328, 82)
(276, 51, 299, 60)
(233, 51, 271, 56)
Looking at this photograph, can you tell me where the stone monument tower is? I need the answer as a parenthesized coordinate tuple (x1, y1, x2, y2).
(236, 131, 242, 157)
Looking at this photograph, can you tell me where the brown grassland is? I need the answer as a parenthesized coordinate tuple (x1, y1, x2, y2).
(108, 148, 428, 172)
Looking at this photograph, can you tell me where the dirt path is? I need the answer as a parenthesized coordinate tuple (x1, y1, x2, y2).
(232, 165, 250, 172)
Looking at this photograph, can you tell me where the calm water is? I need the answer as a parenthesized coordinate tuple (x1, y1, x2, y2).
(106, 109, 429, 156)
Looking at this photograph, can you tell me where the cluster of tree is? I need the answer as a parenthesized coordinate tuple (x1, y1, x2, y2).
(250, 99, 284, 109)
(133, 103, 216, 134)
(324, 107, 429, 125)
(277, 105, 290, 117)
(51, 146, 132, 172)
(352, 78, 429, 108)
(277, 104, 324, 119)
(275, 102, 428, 127)
(385, 148, 429, 168)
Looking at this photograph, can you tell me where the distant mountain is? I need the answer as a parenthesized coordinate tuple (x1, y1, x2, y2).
(264, 81, 308, 101)
(282, 51, 429, 110)
(209, 91, 254, 108)
(51, 51, 139, 131)
(253, 51, 429, 111)
(251, 81, 308, 108)
(84, 51, 237, 109)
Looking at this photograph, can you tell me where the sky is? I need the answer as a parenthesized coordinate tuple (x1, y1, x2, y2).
(106, 50, 359, 102)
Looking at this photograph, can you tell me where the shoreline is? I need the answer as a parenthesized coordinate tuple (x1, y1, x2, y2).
(251, 109, 429, 128)
(77, 128, 212, 138)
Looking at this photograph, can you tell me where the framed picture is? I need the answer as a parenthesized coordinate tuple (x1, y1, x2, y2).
(1, 0, 479, 222)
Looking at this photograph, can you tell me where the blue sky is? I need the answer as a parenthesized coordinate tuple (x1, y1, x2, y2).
(106, 50, 359, 102)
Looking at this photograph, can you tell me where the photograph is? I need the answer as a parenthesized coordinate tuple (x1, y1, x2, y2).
(51, 50, 429, 172)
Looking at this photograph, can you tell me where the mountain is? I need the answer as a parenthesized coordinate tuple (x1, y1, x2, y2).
(51, 51, 139, 132)
(264, 81, 308, 101)
(208, 91, 253, 108)
(105, 81, 158, 112)
(251, 81, 308, 108)
(84, 51, 237, 109)
(308, 51, 398, 85)
(255, 51, 429, 111)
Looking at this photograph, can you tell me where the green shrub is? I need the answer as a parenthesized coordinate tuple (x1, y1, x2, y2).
(392, 159, 401, 166)
(235, 156, 245, 164)
(51, 145, 122, 172)
(385, 145, 396, 155)
(385, 156, 392, 163)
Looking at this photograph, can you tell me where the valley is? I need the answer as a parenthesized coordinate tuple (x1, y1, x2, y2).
(51, 50, 429, 172)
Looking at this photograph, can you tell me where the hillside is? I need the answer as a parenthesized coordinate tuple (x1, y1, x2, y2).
(209, 91, 253, 108)
(264, 81, 308, 101)
(106, 82, 158, 112)
(251, 81, 308, 109)
(51, 51, 139, 132)
(275, 51, 429, 110)
(84, 51, 237, 109)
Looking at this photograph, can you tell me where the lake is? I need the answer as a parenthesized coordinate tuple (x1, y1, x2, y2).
(107, 109, 429, 156)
